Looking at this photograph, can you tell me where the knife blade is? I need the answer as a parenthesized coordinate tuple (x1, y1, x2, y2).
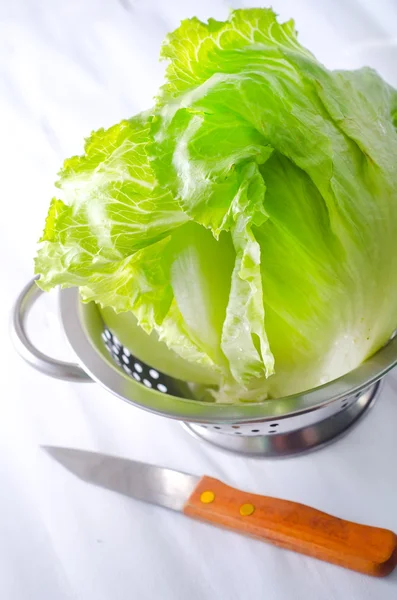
(43, 446, 199, 511)
(43, 446, 397, 577)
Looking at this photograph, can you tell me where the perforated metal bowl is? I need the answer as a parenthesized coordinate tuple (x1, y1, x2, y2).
(11, 279, 397, 457)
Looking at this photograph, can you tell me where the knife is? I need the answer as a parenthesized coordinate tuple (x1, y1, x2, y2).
(43, 446, 397, 577)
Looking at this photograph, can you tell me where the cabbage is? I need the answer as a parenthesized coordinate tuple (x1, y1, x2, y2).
(35, 8, 397, 402)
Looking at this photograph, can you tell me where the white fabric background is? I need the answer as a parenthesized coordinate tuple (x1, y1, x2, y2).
(1, 1, 397, 598)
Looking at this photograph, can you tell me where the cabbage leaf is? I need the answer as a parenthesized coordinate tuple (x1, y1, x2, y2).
(36, 9, 397, 401)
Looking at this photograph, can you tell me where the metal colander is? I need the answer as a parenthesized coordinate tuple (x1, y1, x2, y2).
(11, 278, 397, 457)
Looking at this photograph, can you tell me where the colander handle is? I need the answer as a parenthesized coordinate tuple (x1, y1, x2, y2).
(184, 476, 397, 577)
(11, 278, 92, 383)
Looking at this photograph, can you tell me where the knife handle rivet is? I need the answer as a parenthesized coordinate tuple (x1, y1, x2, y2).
(240, 503, 255, 516)
(200, 491, 215, 504)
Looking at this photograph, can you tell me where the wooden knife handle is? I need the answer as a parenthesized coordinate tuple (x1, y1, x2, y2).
(183, 476, 397, 577)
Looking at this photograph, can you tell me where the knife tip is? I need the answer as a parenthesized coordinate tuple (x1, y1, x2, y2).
(41, 445, 62, 456)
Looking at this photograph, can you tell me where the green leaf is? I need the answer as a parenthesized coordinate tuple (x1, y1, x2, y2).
(158, 8, 312, 101)
(35, 8, 397, 401)
(152, 8, 397, 394)
(36, 114, 187, 316)
(39, 116, 188, 268)
(221, 219, 274, 385)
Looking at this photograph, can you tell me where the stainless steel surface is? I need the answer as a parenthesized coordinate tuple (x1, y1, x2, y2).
(183, 381, 380, 457)
(12, 278, 397, 457)
(56, 286, 394, 456)
(11, 278, 92, 382)
(59, 285, 397, 422)
(43, 446, 199, 512)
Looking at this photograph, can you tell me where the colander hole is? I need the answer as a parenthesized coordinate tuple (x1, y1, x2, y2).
(134, 363, 143, 374)
(269, 430, 277, 434)
(123, 365, 132, 375)
(105, 330, 111, 340)
(123, 347, 131, 357)
(235, 432, 242, 435)
(214, 426, 221, 429)
(101, 332, 108, 342)
(270, 423, 279, 428)
(157, 383, 168, 393)
(113, 335, 121, 347)
(143, 379, 152, 388)
(251, 429, 260, 433)
(122, 355, 129, 364)
(149, 369, 160, 380)
(133, 372, 141, 382)
(112, 345, 119, 354)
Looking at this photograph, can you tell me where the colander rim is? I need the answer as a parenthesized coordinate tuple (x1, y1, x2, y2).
(59, 287, 397, 424)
